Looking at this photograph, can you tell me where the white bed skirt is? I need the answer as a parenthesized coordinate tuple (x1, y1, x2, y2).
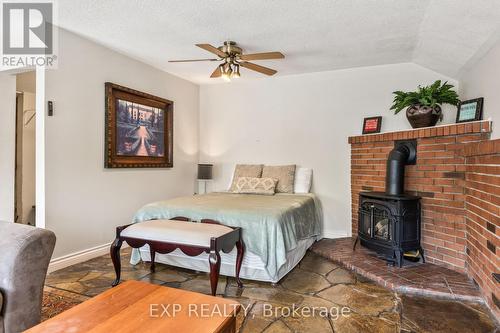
(138, 237, 316, 283)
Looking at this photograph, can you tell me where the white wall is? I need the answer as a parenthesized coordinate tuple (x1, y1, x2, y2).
(199, 63, 458, 238)
(460, 42, 500, 139)
(0, 73, 16, 222)
(45, 29, 199, 258)
(16, 71, 36, 94)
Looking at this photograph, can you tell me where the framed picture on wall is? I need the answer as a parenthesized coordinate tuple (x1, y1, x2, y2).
(362, 116, 382, 134)
(105, 82, 173, 168)
(456, 98, 483, 123)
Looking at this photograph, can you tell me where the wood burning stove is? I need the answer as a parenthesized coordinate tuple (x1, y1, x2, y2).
(357, 192, 424, 267)
(355, 140, 425, 267)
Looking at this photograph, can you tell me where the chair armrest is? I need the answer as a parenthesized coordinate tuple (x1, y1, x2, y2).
(0, 222, 56, 333)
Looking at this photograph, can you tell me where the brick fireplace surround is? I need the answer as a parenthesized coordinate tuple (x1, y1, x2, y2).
(348, 120, 499, 317)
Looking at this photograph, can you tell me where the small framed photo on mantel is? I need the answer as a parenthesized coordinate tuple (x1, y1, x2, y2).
(362, 116, 382, 134)
(456, 98, 483, 123)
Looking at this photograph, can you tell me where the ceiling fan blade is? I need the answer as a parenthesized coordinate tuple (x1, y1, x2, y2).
(195, 44, 227, 58)
(240, 62, 277, 76)
(210, 66, 222, 78)
(239, 52, 285, 61)
(169, 58, 219, 63)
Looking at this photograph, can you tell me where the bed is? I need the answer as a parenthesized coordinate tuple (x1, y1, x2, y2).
(129, 192, 322, 283)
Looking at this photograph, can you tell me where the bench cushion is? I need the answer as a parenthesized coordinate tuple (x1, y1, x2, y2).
(121, 220, 234, 247)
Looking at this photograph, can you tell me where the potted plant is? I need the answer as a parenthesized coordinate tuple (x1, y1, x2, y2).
(390, 80, 460, 128)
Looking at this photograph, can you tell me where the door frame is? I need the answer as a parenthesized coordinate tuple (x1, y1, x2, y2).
(1, 66, 45, 228)
(35, 66, 46, 228)
(14, 92, 23, 223)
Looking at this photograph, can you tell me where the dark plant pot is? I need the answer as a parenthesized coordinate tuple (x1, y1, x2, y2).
(406, 105, 442, 129)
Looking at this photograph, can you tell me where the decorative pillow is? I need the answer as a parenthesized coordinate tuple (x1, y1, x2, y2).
(229, 164, 264, 192)
(234, 177, 277, 195)
(262, 165, 296, 193)
(294, 167, 313, 193)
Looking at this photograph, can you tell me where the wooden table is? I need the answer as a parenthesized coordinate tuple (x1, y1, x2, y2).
(26, 281, 240, 333)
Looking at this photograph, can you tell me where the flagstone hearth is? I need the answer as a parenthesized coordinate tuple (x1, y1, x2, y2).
(311, 238, 483, 302)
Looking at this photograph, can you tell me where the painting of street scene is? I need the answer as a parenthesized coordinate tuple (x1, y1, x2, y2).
(115, 99, 165, 157)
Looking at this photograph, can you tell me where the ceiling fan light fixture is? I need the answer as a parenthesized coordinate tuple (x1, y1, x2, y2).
(221, 63, 232, 81)
(170, 42, 284, 80)
(231, 64, 240, 78)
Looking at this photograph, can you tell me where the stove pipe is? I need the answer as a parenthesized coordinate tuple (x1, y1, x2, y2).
(385, 141, 417, 196)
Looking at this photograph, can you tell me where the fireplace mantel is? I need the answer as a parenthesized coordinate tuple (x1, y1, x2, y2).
(348, 120, 492, 144)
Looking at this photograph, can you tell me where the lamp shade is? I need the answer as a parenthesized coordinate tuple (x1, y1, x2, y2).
(197, 164, 213, 180)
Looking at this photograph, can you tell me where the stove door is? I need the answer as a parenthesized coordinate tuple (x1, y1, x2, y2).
(359, 203, 373, 237)
(372, 206, 391, 241)
(359, 202, 392, 241)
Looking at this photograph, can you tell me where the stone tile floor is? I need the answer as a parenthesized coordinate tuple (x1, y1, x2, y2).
(312, 238, 483, 302)
(44, 248, 499, 332)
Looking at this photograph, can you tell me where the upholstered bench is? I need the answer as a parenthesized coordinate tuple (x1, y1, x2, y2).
(110, 217, 244, 296)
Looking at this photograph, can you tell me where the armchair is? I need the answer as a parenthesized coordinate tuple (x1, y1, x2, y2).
(0, 222, 56, 333)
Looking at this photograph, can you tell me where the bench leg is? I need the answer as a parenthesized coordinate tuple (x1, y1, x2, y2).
(149, 246, 156, 273)
(209, 251, 221, 296)
(110, 238, 123, 287)
(235, 240, 244, 288)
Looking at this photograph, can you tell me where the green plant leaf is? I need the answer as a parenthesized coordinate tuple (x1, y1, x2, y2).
(390, 80, 459, 114)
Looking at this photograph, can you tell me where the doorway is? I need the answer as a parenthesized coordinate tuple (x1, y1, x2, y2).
(15, 71, 36, 225)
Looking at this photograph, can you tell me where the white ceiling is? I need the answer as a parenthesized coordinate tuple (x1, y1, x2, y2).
(58, 0, 500, 84)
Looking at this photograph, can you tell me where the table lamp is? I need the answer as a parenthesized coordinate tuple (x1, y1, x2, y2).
(197, 164, 213, 194)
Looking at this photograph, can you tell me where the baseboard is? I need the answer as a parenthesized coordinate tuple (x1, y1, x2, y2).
(48, 242, 128, 273)
(322, 230, 351, 239)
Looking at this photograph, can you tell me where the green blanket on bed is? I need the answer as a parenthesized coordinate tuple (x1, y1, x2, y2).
(130, 192, 322, 279)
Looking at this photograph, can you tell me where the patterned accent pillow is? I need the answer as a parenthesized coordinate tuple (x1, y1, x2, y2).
(262, 165, 296, 193)
(234, 177, 278, 195)
(229, 164, 264, 192)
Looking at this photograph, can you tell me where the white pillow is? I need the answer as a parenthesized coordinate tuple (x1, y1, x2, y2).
(294, 168, 313, 193)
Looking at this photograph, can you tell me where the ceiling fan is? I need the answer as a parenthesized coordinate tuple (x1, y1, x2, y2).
(169, 41, 284, 81)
